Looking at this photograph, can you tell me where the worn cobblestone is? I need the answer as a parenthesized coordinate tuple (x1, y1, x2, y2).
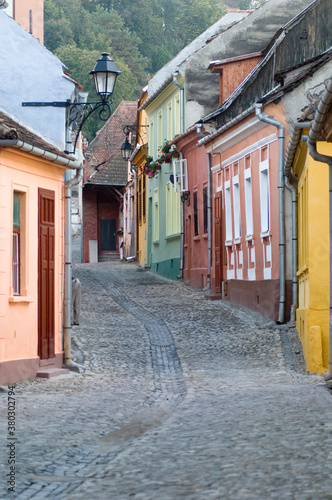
(0, 259, 331, 499)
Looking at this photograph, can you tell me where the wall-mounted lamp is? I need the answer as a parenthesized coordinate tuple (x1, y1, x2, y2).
(22, 53, 121, 155)
(181, 191, 190, 204)
(120, 124, 149, 161)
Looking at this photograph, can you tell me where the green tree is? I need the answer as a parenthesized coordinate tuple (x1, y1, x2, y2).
(44, 0, 231, 139)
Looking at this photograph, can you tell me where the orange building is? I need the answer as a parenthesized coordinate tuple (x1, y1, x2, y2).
(3, 0, 44, 43)
(0, 112, 78, 384)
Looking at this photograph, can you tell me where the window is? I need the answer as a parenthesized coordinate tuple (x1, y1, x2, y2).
(149, 118, 154, 157)
(244, 168, 253, 237)
(12, 192, 20, 295)
(153, 188, 159, 242)
(203, 186, 208, 234)
(193, 191, 199, 236)
(157, 110, 163, 151)
(299, 174, 308, 269)
(138, 176, 142, 224)
(233, 176, 241, 240)
(142, 174, 146, 222)
(259, 159, 270, 235)
(12, 190, 26, 296)
(166, 182, 181, 236)
(225, 181, 232, 242)
(167, 101, 173, 140)
(175, 93, 181, 136)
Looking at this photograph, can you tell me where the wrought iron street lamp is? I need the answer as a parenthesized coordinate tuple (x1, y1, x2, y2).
(22, 52, 121, 154)
(120, 134, 134, 160)
(120, 124, 149, 161)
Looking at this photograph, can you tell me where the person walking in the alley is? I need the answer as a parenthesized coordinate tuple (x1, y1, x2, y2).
(72, 276, 81, 325)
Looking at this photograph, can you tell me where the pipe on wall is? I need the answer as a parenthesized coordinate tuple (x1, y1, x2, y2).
(0, 139, 81, 169)
(63, 164, 84, 367)
(283, 121, 310, 322)
(307, 78, 332, 381)
(196, 123, 212, 292)
(173, 71, 185, 279)
(254, 103, 285, 324)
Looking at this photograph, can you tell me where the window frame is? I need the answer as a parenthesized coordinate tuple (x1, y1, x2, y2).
(11, 188, 27, 298)
(193, 190, 199, 237)
(259, 159, 270, 236)
(203, 186, 208, 235)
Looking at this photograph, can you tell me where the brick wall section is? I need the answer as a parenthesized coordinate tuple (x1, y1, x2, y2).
(83, 187, 98, 262)
(82, 101, 137, 262)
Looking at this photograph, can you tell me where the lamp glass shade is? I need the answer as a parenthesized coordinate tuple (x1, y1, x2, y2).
(121, 137, 133, 160)
(90, 53, 121, 98)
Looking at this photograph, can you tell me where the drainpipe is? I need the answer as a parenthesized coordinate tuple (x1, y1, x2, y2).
(307, 78, 332, 381)
(173, 71, 185, 279)
(63, 164, 84, 367)
(255, 103, 285, 324)
(284, 122, 311, 322)
(196, 124, 212, 292)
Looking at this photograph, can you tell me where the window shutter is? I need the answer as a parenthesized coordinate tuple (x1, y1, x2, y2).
(173, 159, 188, 192)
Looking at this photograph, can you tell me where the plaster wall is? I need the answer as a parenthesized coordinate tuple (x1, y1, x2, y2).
(295, 143, 331, 373)
(145, 87, 182, 279)
(0, 10, 75, 150)
(282, 60, 332, 127)
(0, 148, 65, 374)
(177, 131, 208, 289)
(209, 116, 289, 320)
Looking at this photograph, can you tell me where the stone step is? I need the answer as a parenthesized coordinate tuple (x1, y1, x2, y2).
(36, 368, 70, 378)
(98, 253, 119, 262)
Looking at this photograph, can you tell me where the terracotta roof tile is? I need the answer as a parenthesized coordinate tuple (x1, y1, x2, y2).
(84, 101, 137, 185)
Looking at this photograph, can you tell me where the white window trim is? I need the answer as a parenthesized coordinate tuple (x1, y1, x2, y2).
(244, 167, 253, 238)
(259, 159, 270, 235)
(232, 175, 241, 240)
(225, 180, 232, 242)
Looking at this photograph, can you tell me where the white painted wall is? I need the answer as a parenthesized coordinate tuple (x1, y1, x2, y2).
(0, 10, 75, 150)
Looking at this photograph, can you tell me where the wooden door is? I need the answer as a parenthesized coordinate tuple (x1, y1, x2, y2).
(214, 192, 223, 294)
(100, 218, 116, 251)
(38, 188, 55, 359)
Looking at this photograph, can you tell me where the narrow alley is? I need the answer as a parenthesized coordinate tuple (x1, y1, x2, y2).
(1, 260, 332, 499)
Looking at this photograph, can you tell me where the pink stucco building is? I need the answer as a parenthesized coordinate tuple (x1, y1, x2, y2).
(0, 112, 77, 384)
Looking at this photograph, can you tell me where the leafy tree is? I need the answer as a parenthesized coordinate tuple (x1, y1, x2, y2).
(44, 0, 232, 139)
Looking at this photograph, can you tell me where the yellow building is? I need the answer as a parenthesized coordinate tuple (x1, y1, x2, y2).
(134, 88, 149, 267)
(293, 138, 331, 373)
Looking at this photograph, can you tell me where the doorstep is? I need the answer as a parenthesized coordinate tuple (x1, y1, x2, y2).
(36, 368, 70, 379)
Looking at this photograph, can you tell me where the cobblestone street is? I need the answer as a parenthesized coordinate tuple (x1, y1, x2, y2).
(1, 259, 332, 499)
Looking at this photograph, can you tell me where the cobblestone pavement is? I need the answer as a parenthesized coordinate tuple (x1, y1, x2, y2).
(1, 259, 332, 499)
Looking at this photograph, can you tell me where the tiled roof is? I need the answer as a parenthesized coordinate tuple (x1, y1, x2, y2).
(84, 101, 137, 185)
(0, 110, 73, 160)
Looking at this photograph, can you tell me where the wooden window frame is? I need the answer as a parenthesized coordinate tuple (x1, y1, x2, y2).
(193, 191, 199, 237)
(203, 186, 208, 235)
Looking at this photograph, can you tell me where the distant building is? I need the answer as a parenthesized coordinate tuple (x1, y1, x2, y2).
(82, 102, 137, 263)
(2, 0, 44, 44)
